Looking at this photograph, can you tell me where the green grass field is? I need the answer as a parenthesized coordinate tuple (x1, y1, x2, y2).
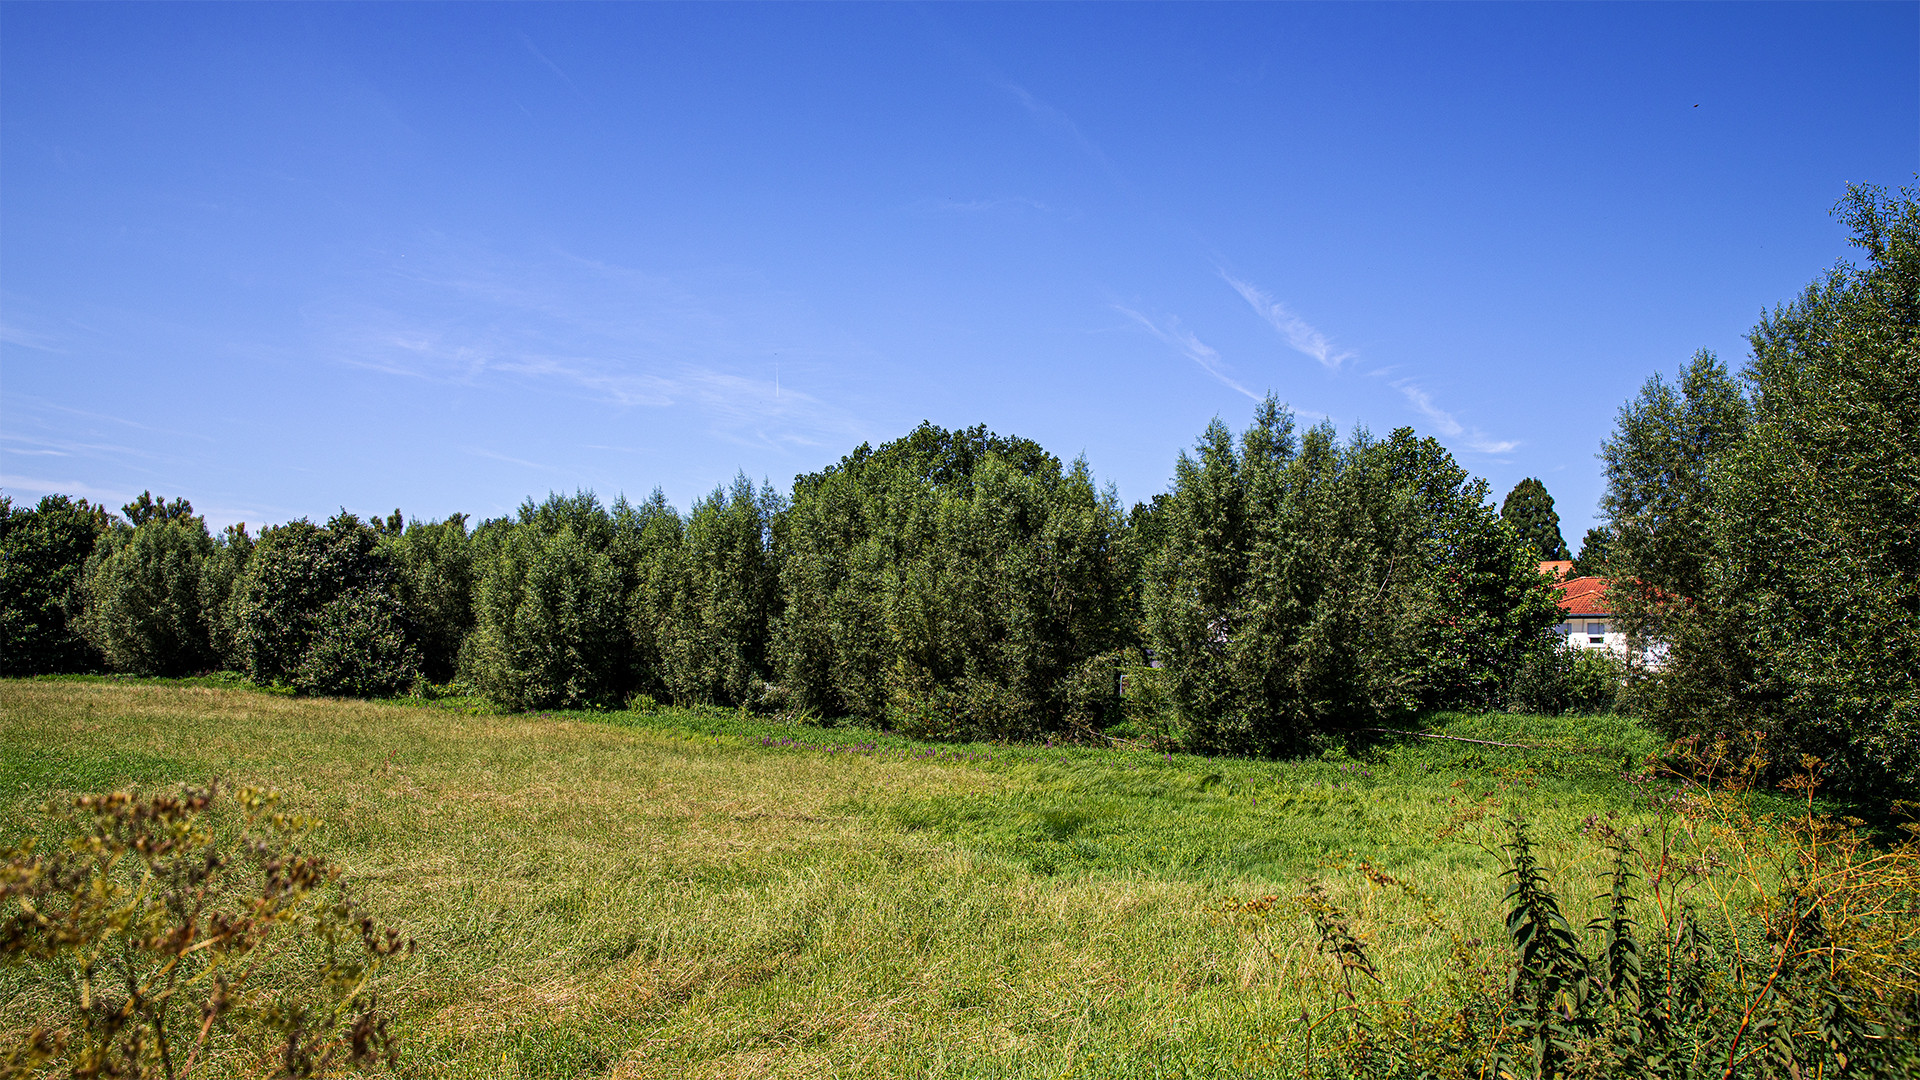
(0, 678, 1677, 1078)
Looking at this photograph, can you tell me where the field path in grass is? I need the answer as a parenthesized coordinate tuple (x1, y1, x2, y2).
(0, 680, 1671, 1079)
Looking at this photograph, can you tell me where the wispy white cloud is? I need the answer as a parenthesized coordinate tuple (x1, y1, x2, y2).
(517, 32, 582, 95)
(317, 243, 871, 452)
(908, 196, 1055, 215)
(1116, 306, 1259, 401)
(1393, 381, 1463, 436)
(464, 446, 561, 473)
(1222, 273, 1352, 371)
(1220, 273, 1516, 455)
(998, 81, 1124, 182)
(9, 396, 216, 441)
(1393, 380, 1519, 454)
(1, 425, 196, 473)
(0, 474, 131, 506)
(0, 323, 65, 352)
(1467, 435, 1521, 455)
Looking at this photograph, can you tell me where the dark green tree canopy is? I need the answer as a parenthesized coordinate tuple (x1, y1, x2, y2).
(230, 512, 419, 695)
(120, 491, 196, 527)
(1572, 526, 1613, 577)
(380, 513, 475, 683)
(796, 421, 1058, 500)
(1499, 478, 1569, 561)
(81, 514, 218, 676)
(1599, 349, 1750, 606)
(465, 491, 656, 710)
(777, 422, 1126, 735)
(652, 475, 784, 709)
(1707, 183, 1920, 796)
(1144, 399, 1556, 755)
(0, 494, 112, 675)
(1606, 183, 1920, 804)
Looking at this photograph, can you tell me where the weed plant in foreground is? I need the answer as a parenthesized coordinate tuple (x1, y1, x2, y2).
(1, 679, 1910, 1078)
(1245, 747, 1920, 1079)
(0, 783, 410, 1077)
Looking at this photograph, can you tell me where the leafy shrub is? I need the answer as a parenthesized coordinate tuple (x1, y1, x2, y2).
(1061, 649, 1133, 735)
(1510, 646, 1579, 716)
(886, 664, 1036, 742)
(1511, 647, 1624, 716)
(0, 494, 112, 676)
(79, 514, 217, 676)
(230, 513, 417, 694)
(292, 588, 421, 698)
(1566, 650, 1623, 714)
(1111, 665, 1180, 747)
(0, 785, 411, 1077)
(741, 678, 789, 715)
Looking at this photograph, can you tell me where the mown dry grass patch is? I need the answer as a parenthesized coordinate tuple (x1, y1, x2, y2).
(1, 680, 1694, 1078)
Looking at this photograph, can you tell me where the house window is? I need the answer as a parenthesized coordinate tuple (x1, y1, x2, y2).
(1555, 622, 1572, 638)
(1587, 621, 1606, 644)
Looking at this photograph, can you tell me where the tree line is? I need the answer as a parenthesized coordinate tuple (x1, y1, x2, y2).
(0, 411, 1559, 755)
(5, 183, 1912, 802)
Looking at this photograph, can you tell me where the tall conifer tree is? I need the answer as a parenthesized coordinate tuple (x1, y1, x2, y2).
(1500, 478, 1570, 562)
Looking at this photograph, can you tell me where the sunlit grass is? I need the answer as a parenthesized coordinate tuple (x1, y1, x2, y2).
(1, 678, 1673, 1078)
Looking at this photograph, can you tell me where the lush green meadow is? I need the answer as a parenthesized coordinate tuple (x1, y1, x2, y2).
(1, 678, 1675, 1078)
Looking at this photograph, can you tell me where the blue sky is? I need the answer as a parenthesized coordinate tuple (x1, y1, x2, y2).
(3, 4, 1915, 544)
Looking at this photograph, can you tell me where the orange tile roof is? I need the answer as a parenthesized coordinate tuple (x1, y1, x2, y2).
(1553, 576, 1611, 616)
(1538, 560, 1574, 580)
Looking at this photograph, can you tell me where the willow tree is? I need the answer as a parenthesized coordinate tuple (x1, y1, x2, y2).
(463, 492, 662, 710)
(1706, 184, 1919, 798)
(776, 423, 1130, 736)
(81, 505, 218, 676)
(1145, 398, 1555, 755)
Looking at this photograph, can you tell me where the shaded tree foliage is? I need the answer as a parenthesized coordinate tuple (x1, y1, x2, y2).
(199, 523, 254, 668)
(0, 494, 111, 675)
(1499, 478, 1569, 561)
(1118, 493, 1173, 641)
(1144, 399, 1556, 755)
(380, 513, 475, 683)
(292, 587, 419, 699)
